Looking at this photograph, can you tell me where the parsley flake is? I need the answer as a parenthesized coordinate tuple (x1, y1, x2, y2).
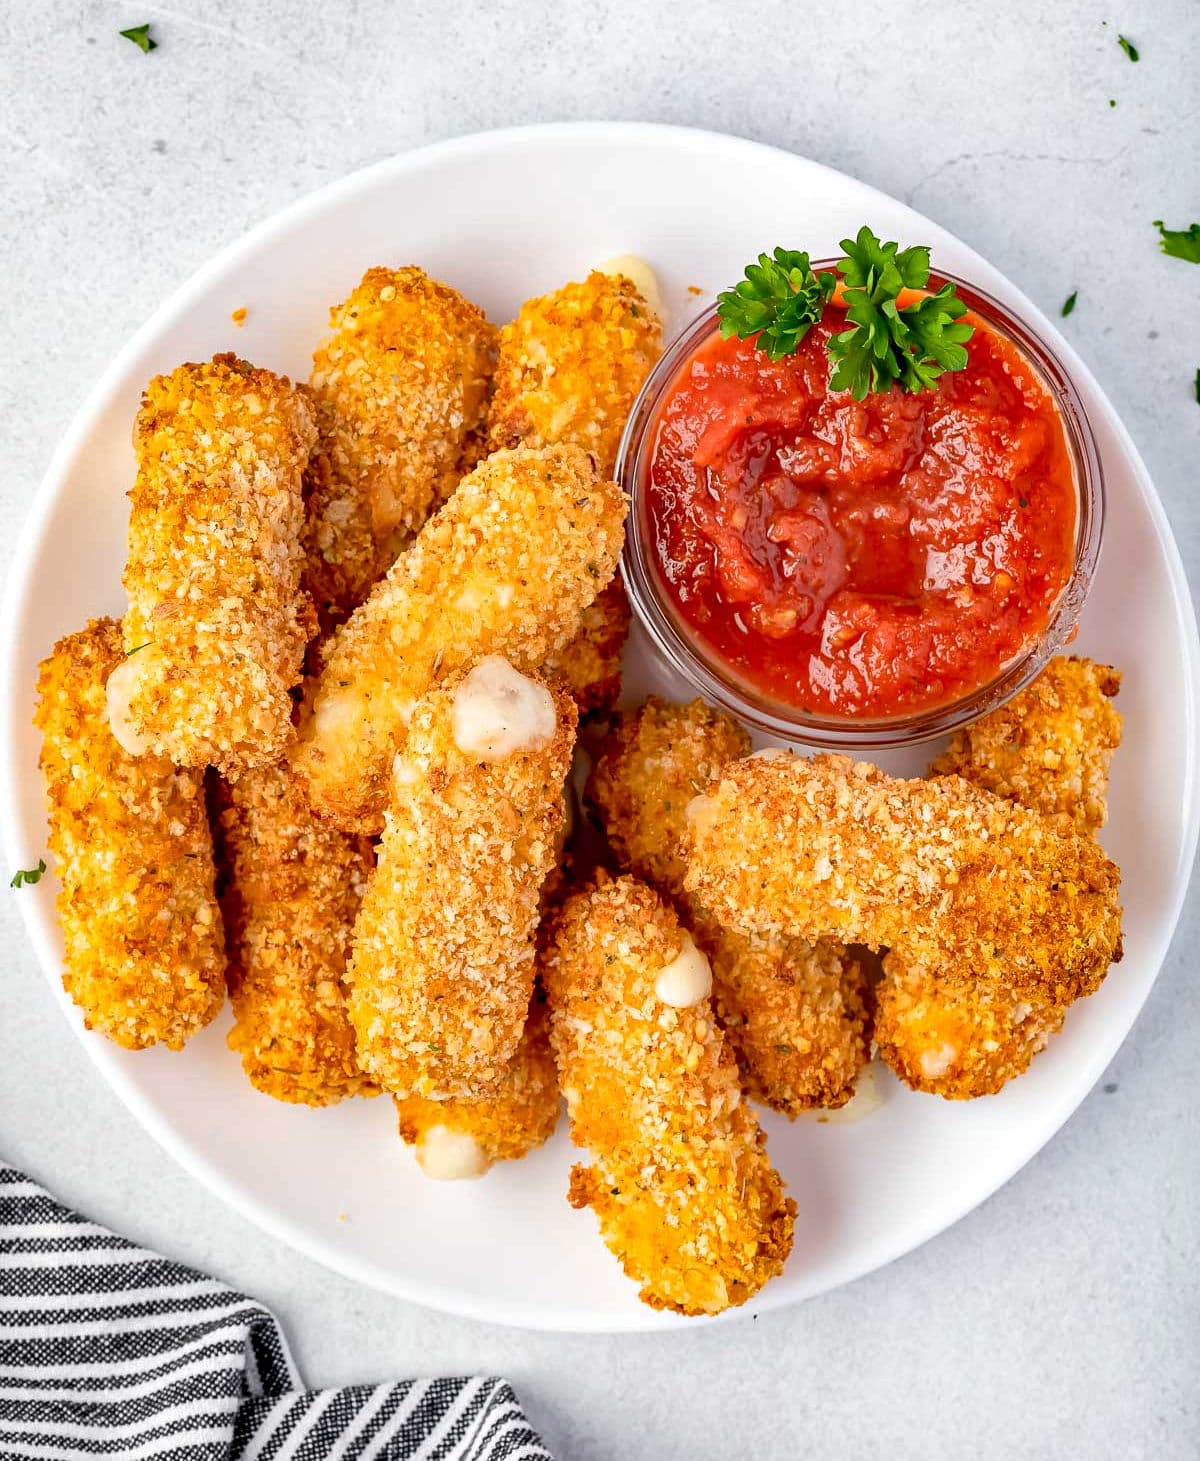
(1061, 291, 1078, 317)
(1153, 220, 1200, 264)
(10, 859, 46, 889)
(120, 23, 157, 53)
(1194, 368, 1200, 406)
(1116, 34, 1138, 62)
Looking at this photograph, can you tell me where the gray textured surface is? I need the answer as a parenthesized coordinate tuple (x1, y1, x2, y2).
(2, 4, 1198, 1458)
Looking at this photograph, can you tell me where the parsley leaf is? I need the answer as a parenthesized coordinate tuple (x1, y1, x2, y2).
(719, 229, 973, 398)
(10, 859, 46, 889)
(1117, 34, 1138, 61)
(120, 23, 157, 53)
(1153, 220, 1200, 264)
(1062, 291, 1078, 317)
(717, 248, 836, 360)
(827, 227, 974, 399)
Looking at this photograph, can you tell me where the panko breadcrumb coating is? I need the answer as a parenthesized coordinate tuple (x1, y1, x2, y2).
(348, 666, 577, 1098)
(296, 444, 625, 834)
(304, 267, 496, 623)
(874, 959, 1065, 1098)
(396, 996, 559, 1178)
(110, 354, 316, 777)
(542, 877, 795, 1316)
(486, 271, 662, 477)
(588, 698, 869, 1113)
(931, 657, 1122, 834)
(214, 758, 376, 1106)
(35, 619, 225, 1050)
(543, 579, 631, 716)
(876, 657, 1123, 1098)
(686, 752, 1122, 1006)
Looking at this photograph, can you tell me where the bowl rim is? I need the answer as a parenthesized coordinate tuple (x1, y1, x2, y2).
(618, 267, 1106, 749)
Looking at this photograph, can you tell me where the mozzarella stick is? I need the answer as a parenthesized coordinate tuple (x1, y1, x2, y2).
(685, 753, 1122, 1006)
(34, 619, 225, 1050)
(214, 759, 376, 1106)
(930, 656, 1122, 835)
(876, 657, 1123, 1098)
(304, 267, 496, 623)
(106, 354, 316, 777)
(486, 270, 662, 477)
(544, 579, 631, 716)
(348, 659, 577, 1098)
(588, 698, 868, 1113)
(295, 444, 624, 834)
(542, 876, 795, 1316)
(395, 996, 559, 1179)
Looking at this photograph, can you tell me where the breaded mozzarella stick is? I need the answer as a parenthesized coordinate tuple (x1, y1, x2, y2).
(543, 579, 632, 717)
(348, 659, 576, 1097)
(876, 657, 1123, 1098)
(588, 698, 868, 1113)
(35, 619, 225, 1050)
(542, 876, 795, 1316)
(214, 759, 376, 1105)
(395, 997, 559, 1179)
(930, 656, 1122, 835)
(304, 267, 496, 622)
(108, 354, 316, 777)
(486, 270, 662, 477)
(295, 444, 624, 834)
(685, 753, 1122, 1005)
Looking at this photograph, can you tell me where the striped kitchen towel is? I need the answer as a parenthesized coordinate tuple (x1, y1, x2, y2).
(0, 1162, 553, 1460)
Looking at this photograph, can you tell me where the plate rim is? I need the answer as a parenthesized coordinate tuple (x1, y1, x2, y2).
(3, 120, 1198, 1333)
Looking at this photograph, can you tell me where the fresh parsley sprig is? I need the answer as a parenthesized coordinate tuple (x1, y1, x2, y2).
(716, 249, 835, 360)
(717, 227, 975, 400)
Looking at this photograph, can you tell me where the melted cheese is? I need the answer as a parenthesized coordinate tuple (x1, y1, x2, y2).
(104, 656, 151, 757)
(654, 934, 712, 1008)
(451, 656, 556, 761)
(595, 253, 664, 322)
(415, 1125, 491, 1181)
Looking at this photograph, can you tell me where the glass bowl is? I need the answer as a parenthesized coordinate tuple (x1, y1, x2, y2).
(617, 268, 1105, 749)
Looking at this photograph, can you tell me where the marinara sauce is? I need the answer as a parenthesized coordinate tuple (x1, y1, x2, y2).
(644, 306, 1078, 719)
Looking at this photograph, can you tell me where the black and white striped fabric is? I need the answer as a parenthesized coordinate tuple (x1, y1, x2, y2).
(0, 1162, 553, 1461)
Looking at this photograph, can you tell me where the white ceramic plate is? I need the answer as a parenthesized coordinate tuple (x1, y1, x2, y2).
(3, 124, 1197, 1333)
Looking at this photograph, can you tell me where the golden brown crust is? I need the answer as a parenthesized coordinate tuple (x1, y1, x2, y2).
(589, 697, 751, 890)
(487, 271, 662, 477)
(931, 657, 1122, 834)
(685, 752, 1122, 1006)
(874, 954, 1065, 1099)
(348, 670, 577, 1098)
(295, 444, 625, 834)
(396, 996, 560, 1166)
(119, 354, 316, 777)
(304, 268, 496, 623)
(588, 699, 869, 1113)
(34, 619, 225, 1050)
(877, 656, 1124, 1098)
(214, 759, 376, 1105)
(708, 928, 870, 1115)
(542, 876, 794, 1316)
(543, 579, 631, 716)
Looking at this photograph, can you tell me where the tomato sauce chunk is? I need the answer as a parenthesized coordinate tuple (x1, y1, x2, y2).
(645, 309, 1077, 719)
